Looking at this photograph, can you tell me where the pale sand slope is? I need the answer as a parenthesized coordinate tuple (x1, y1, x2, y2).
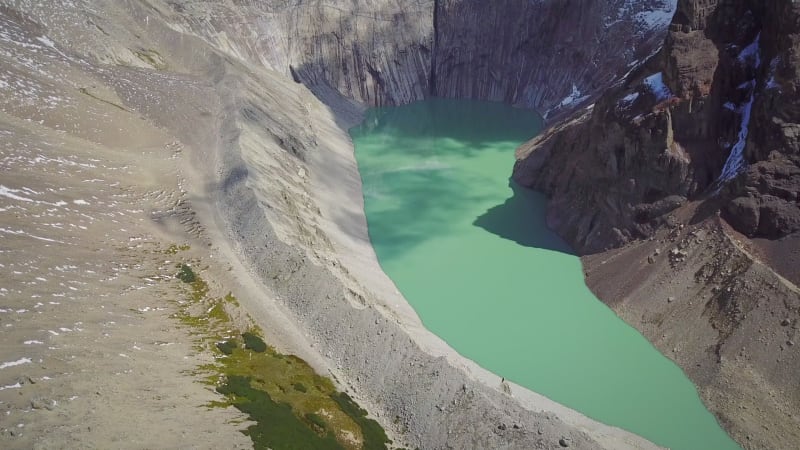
(0, 63, 251, 449)
(0, 1, 659, 449)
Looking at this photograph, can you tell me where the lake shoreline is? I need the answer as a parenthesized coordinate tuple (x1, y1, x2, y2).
(204, 73, 663, 448)
(351, 98, 739, 450)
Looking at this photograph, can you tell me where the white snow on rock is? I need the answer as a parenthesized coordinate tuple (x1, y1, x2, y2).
(737, 33, 762, 68)
(0, 185, 35, 202)
(718, 81, 756, 184)
(559, 84, 590, 108)
(0, 357, 32, 369)
(715, 33, 763, 188)
(766, 57, 781, 91)
(634, 0, 677, 31)
(644, 72, 673, 101)
(544, 83, 591, 118)
(619, 92, 640, 108)
(617, 0, 677, 33)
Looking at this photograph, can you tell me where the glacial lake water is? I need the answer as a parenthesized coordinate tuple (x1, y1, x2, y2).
(350, 98, 740, 450)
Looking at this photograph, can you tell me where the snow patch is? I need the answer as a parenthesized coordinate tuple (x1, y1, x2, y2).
(737, 33, 762, 68)
(766, 57, 781, 91)
(717, 81, 756, 185)
(619, 92, 640, 108)
(0, 357, 32, 369)
(715, 32, 763, 188)
(616, 0, 677, 33)
(0, 227, 65, 244)
(0, 185, 35, 202)
(559, 84, 590, 108)
(0, 382, 22, 391)
(35, 36, 55, 48)
(644, 72, 673, 102)
(634, 1, 677, 31)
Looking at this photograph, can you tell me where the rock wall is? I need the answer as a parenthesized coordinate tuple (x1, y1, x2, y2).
(159, 0, 674, 111)
(514, 0, 800, 252)
(512, 1, 800, 447)
(728, 0, 800, 239)
(433, 0, 675, 112)
(157, 0, 434, 106)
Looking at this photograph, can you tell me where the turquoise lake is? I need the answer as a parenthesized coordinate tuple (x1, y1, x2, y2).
(350, 98, 740, 450)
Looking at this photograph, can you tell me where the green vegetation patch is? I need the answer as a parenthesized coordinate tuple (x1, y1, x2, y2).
(218, 375, 342, 450)
(242, 331, 267, 353)
(332, 392, 391, 450)
(170, 263, 390, 450)
(224, 292, 240, 307)
(305, 412, 328, 431)
(177, 264, 196, 283)
(165, 243, 191, 255)
(216, 339, 238, 355)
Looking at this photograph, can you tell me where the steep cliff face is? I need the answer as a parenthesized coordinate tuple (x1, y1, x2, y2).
(513, 1, 800, 448)
(159, 0, 674, 110)
(725, 1, 800, 239)
(157, 0, 434, 106)
(514, 0, 800, 252)
(434, 0, 675, 112)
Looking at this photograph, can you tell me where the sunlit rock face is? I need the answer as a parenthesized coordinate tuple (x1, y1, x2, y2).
(160, 0, 674, 110)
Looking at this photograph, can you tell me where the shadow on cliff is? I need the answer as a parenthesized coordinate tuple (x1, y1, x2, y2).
(474, 181, 574, 256)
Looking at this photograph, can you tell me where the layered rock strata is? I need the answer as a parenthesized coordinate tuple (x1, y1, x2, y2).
(433, 0, 675, 112)
(161, 0, 674, 112)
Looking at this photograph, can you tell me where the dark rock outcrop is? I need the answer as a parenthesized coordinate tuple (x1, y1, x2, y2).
(514, 0, 800, 252)
(513, 1, 800, 448)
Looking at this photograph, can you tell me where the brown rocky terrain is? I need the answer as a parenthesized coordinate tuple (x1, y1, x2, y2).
(514, 0, 800, 448)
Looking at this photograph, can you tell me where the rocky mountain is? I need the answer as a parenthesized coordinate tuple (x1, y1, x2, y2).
(513, 0, 800, 448)
(514, 0, 800, 254)
(433, 0, 675, 113)
(160, 0, 674, 111)
(0, 1, 678, 449)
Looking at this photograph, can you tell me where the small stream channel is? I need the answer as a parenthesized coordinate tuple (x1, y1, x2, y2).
(350, 98, 740, 450)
